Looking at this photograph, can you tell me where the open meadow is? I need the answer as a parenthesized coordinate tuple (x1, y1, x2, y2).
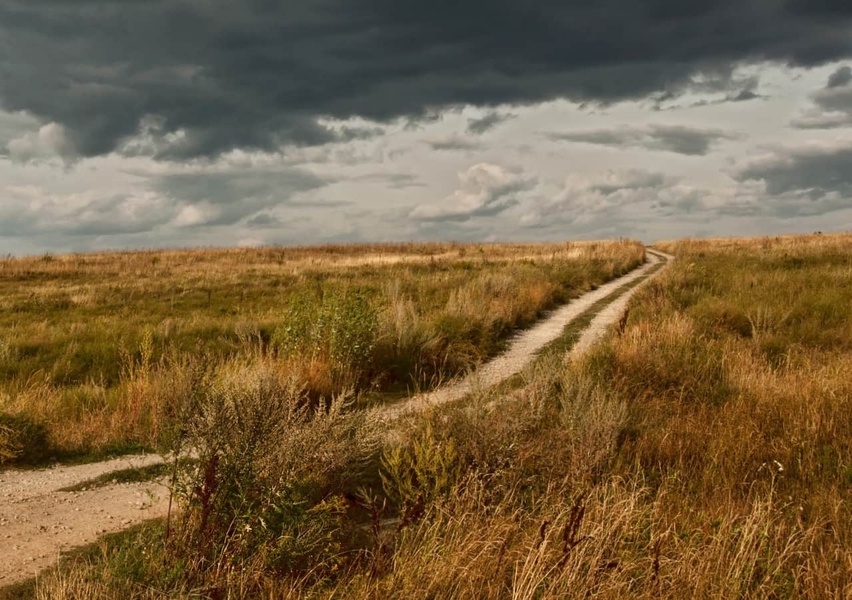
(0, 240, 643, 464)
(3, 233, 851, 599)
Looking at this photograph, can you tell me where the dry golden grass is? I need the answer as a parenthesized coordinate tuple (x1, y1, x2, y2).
(18, 233, 852, 599)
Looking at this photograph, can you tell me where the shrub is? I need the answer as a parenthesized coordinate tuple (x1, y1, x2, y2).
(0, 422, 17, 464)
(272, 288, 379, 392)
(165, 362, 380, 587)
(380, 423, 463, 514)
(373, 282, 444, 390)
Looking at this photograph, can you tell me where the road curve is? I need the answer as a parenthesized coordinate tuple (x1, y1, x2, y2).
(377, 248, 669, 421)
(568, 248, 672, 359)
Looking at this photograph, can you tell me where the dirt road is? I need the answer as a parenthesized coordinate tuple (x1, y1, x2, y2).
(378, 248, 669, 420)
(0, 454, 168, 585)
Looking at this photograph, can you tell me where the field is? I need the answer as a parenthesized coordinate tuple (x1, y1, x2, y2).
(4, 233, 852, 599)
(0, 240, 643, 464)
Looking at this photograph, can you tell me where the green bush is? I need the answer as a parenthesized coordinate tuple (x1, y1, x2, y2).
(272, 288, 379, 384)
(380, 423, 463, 513)
(165, 364, 379, 585)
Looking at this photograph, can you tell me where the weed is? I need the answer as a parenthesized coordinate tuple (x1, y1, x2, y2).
(0, 413, 50, 465)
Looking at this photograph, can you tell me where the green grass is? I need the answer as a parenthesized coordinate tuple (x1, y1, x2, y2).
(56, 460, 193, 493)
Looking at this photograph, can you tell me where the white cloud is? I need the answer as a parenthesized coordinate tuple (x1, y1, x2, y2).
(6, 123, 78, 164)
(0, 185, 175, 237)
(410, 163, 536, 222)
(519, 170, 676, 227)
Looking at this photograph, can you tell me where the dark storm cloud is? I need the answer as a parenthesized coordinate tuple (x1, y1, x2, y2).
(336, 126, 386, 143)
(2, 0, 852, 160)
(653, 72, 767, 109)
(733, 142, 852, 204)
(547, 125, 741, 155)
(467, 112, 516, 135)
(656, 81, 766, 111)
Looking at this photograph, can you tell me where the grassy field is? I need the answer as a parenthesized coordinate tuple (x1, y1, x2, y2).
(7, 233, 852, 599)
(0, 240, 643, 464)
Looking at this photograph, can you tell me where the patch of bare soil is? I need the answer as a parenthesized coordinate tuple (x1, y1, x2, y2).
(0, 455, 168, 585)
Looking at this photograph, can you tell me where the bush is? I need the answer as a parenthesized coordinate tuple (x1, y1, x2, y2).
(272, 288, 379, 392)
(0, 422, 17, 464)
(380, 423, 463, 514)
(165, 362, 380, 586)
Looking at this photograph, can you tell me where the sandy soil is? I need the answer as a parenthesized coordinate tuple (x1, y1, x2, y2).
(0, 249, 670, 588)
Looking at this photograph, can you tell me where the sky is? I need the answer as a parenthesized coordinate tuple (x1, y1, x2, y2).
(1, 1, 852, 255)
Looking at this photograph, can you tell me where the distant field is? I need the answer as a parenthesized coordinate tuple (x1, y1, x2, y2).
(0, 240, 644, 464)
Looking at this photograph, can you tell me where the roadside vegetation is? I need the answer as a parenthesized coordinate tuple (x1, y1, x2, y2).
(7, 233, 851, 598)
(0, 240, 643, 465)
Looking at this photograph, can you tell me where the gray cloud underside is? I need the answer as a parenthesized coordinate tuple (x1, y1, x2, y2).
(424, 135, 483, 151)
(734, 143, 852, 200)
(0, 110, 39, 154)
(153, 169, 330, 227)
(827, 65, 852, 88)
(354, 172, 425, 189)
(0, 189, 176, 238)
(792, 64, 852, 129)
(547, 124, 741, 155)
(467, 112, 516, 135)
(0, 165, 331, 242)
(2, 1, 852, 159)
(519, 169, 697, 232)
(410, 163, 535, 222)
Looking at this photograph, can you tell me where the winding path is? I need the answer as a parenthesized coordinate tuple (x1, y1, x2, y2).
(0, 248, 671, 587)
(377, 249, 669, 420)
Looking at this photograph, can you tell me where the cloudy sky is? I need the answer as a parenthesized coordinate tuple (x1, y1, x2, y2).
(1, 1, 852, 255)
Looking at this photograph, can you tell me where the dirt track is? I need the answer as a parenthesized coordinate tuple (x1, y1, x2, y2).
(378, 249, 669, 420)
(0, 454, 168, 585)
(0, 249, 670, 587)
